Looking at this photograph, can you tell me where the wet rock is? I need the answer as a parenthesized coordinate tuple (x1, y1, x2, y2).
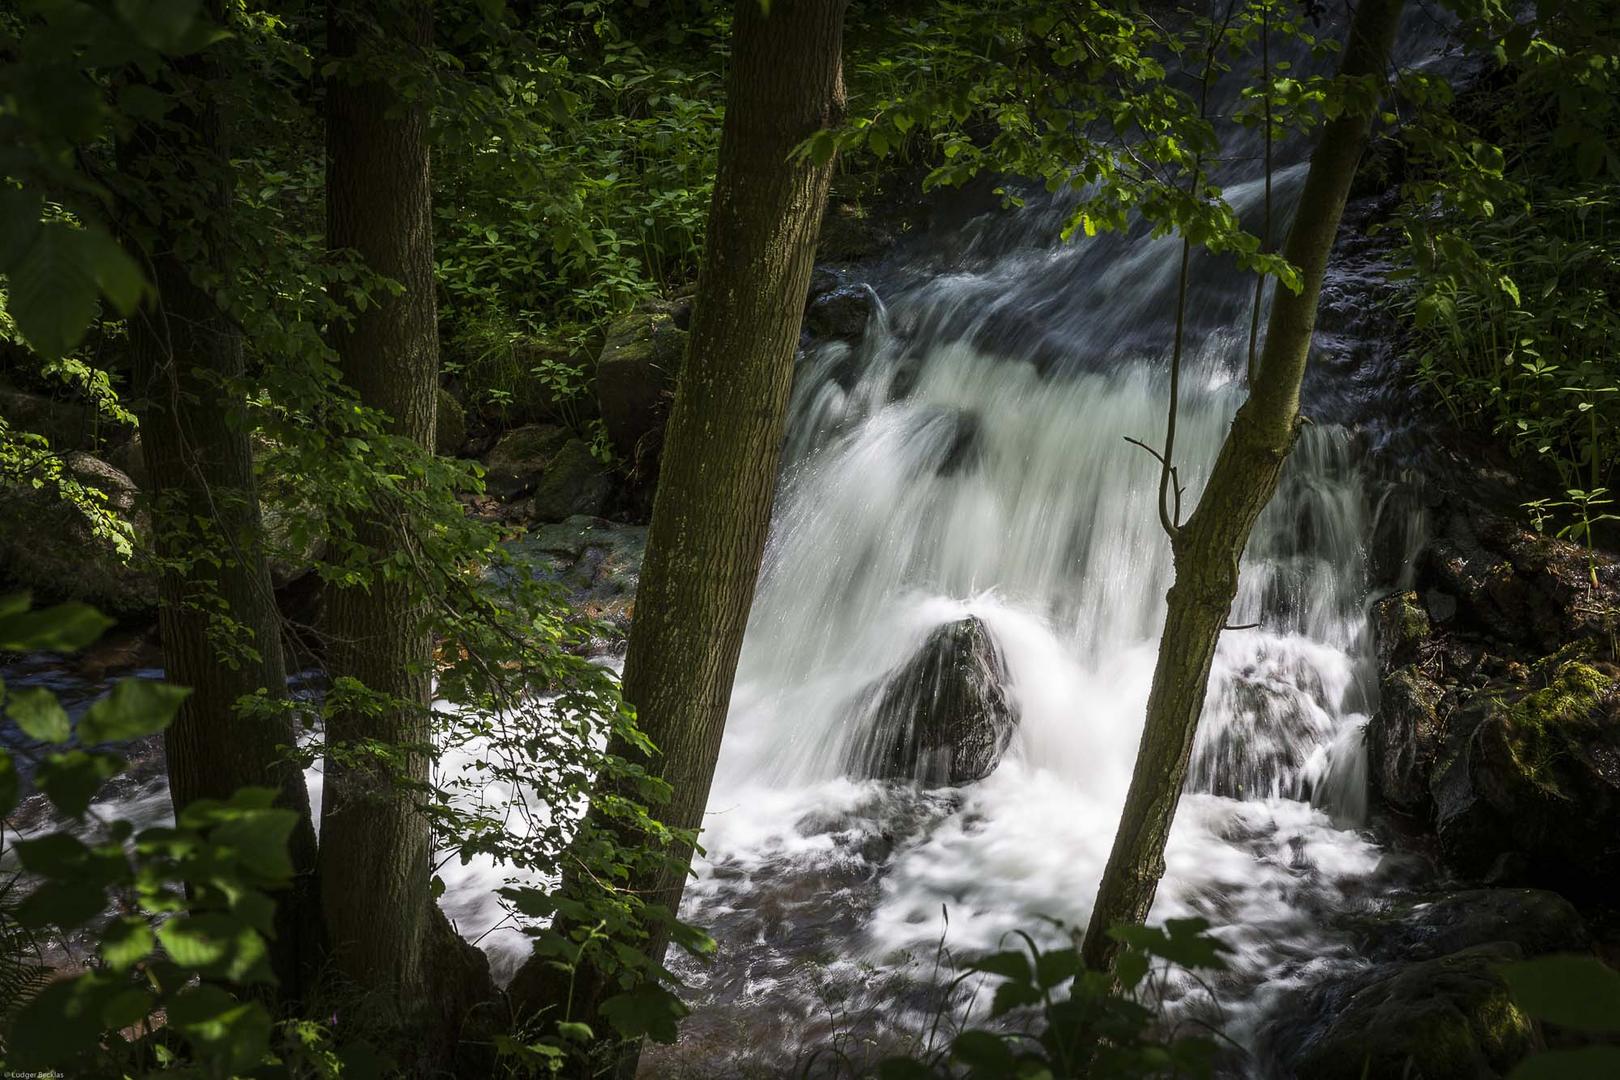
(1430, 658, 1620, 894)
(846, 616, 1018, 786)
(806, 284, 877, 341)
(0, 453, 154, 617)
(1356, 889, 1588, 964)
(1280, 943, 1537, 1080)
(480, 424, 610, 524)
(1368, 665, 1448, 813)
(1420, 504, 1620, 652)
(524, 439, 611, 523)
(0, 383, 126, 452)
(1374, 590, 1432, 669)
(595, 303, 687, 468)
(435, 387, 467, 455)
(806, 267, 840, 306)
(494, 515, 647, 639)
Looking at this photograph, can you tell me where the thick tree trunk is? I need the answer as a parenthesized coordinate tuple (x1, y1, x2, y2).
(118, 27, 322, 998)
(317, 0, 489, 1035)
(506, 0, 846, 1043)
(1079, 0, 1407, 973)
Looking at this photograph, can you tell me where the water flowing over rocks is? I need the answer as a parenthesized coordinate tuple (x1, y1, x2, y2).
(844, 615, 1018, 786)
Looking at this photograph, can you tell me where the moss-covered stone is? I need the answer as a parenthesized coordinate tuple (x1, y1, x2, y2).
(1369, 665, 1449, 812)
(1431, 652, 1620, 892)
(1375, 589, 1432, 669)
(1286, 944, 1538, 1080)
(594, 303, 687, 470)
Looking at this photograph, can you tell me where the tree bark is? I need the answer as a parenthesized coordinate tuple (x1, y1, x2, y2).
(317, 0, 489, 1035)
(506, 0, 847, 1044)
(1079, 0, 1407, 973)
(117, 20, 322, 998)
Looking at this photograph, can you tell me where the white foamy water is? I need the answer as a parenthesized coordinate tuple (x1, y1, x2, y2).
(669, 166, 1416, 1067)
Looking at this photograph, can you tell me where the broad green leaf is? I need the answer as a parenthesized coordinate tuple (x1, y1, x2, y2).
(952, 1030, 1016, 1072)
(79, 678, 190, 744)
(158, 913, 272, 984)
(9, 222, 104, 359)
(1510, 1047, 1620, 1080)
(14, 877, 112, 930)
(0, 188, 42, 272)
(4, 977, 118, 1069)
(0, 751, 18, 814)
(8, 686, 71, 743)
(36, 749, 123, 816)
(599, 981, 689, 1044)
(166, 984, 274, 1073)
(1501, 954, 1620, 1032)
(101, 916, 156, 972)
(0, 601, 114, 652)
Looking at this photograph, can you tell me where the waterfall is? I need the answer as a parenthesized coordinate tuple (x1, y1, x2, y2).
(674, 129, 1427, 1061)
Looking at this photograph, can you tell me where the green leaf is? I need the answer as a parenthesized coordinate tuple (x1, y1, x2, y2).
(972, 949, 1033, 982)
(101, 916, 156, 972)
(166, 984, 274, 1073)
(158, 913, 273, 984)
(600, 981, 689, 1044)
(1510, 1047, 1620, 1080)
(9, 222, 105, 359)
(951, 1030, 1016, 1072)
(0, 188, 42, 272)
(877, 1060, 937, 1080)
(8, 686, 71, 743)
(0, 751, 18, 815)
(0, 601, 114, 652)
(4, 977, 118, 1069)
(14, 877, 111, 930)
(36, 750, 124, 816)
(79, 678, 190, 744)
(556, 1020, 593, 1042)
(1501, 954, 1620, 1032)
(208, 802, 298, 881)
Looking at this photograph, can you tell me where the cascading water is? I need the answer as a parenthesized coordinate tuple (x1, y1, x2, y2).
(656, 117, 1432, 1068)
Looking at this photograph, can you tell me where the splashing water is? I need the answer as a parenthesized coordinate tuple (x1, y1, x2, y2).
(665, 164, 1422, 1069)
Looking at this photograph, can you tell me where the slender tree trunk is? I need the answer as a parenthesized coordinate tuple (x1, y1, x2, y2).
(1080, 0, 1406, 973)
(506, 0, 846, 1041)
(118, 20, 322, 999)
(318, 0, 489, 1036)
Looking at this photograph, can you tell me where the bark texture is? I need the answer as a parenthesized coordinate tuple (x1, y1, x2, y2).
(118, 25, 321, 996)
(1080, 0, 1407, 973)
(505, 0, 847, 1045)
(318, 0, 489, 1034)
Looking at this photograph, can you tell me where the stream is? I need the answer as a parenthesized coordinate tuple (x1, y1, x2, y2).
(3, 14, 1463, 1078)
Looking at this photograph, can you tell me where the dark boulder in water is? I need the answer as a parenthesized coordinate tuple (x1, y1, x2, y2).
(806, 284, 878, 341)
(846, 616, 1017, 786)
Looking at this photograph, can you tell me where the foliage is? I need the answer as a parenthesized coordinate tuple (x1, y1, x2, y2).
(1500, 953, 1620, 1079)
(0, 595, 296, 1075)
(1395, 1, 1620, 535)
(432, 2, 725, 418)
(877, 918, 1229, 1080)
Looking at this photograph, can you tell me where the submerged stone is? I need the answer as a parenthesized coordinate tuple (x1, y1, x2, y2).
(845, 616, 1018, 786)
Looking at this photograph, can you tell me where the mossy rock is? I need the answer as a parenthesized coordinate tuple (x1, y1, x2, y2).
(1375, 589, 1432, 670)
(1369, 664, 1449, 813)
(1432, 657, 1620, 892)
(524, 438, 611, 523)
(0, 454, 154, 618)
(595, 303, 688, 469)
(1285, 944, 1538, 1080)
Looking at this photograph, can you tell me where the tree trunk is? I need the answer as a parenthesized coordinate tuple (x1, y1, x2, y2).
(506, 0, 846, 1042)
(1079, 0, 1407, 973)
(118, 23, 322, 999)
(318, 0, 489, 1035)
